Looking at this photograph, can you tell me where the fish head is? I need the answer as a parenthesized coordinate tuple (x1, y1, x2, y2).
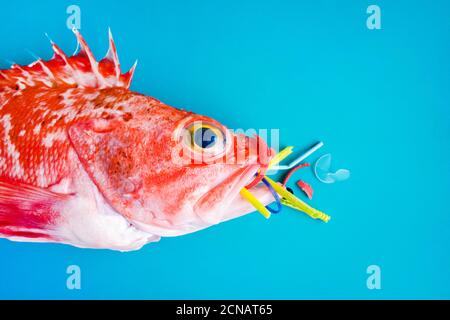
(69, 93, 274, 235)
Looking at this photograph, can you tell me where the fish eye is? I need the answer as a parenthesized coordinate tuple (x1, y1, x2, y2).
(193, 127, 218, 149)
(183, 122, 227, 155)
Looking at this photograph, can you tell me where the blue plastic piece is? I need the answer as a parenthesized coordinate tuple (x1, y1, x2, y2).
(261, 178, 282, 213)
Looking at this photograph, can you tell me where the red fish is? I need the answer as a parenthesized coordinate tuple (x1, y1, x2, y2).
(0, 30, 276, 250)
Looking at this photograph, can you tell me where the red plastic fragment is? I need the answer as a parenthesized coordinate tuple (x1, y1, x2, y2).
(296, 180, 314, 199)
(282, 163, 310, 186)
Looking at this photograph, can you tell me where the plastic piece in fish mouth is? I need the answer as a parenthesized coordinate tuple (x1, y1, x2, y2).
(314, 154, 350, 184)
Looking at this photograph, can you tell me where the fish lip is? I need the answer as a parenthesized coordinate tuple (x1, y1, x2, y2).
(193, 164, 261, 225)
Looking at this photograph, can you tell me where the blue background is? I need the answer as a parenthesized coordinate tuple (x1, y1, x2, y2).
(0, 0, 449, 299)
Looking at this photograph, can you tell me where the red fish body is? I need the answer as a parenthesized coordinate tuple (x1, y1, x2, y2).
(0, 30, 274, 250)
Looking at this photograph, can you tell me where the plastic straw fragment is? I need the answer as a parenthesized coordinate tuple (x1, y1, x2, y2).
(239, 187, 271, 219)
(269, 146, 294, 168)
(270, 141, 324, 171)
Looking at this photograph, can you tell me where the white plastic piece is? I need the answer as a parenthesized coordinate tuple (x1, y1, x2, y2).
(269, 141, 324, 171)
(314, 153, 350, 184)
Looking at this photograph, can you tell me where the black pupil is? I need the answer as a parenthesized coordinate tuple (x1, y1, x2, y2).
(194, 127, 217, 148)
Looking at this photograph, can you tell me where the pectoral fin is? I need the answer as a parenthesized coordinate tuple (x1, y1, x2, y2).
(0, 178, 69, 239)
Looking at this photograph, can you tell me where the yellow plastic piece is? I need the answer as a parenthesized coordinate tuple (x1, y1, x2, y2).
(263, 176, 331, 223)
(239, 146, 330, 221)
(239, 147, 292, 219)
(239, 187, 271, 219)
(269, 146, 294, 168)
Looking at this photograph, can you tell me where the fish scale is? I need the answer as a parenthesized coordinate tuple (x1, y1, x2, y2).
(0, 86, 132, 187)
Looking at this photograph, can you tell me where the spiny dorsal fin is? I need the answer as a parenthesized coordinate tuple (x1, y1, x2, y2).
(0, 29, 137, 91)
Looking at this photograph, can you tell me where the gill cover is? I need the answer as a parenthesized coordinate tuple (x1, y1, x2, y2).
(68, 119, 144, 218)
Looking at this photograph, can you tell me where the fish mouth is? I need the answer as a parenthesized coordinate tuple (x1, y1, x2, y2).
(193, 164, 274, 225)
(131, 165, 271, 237)
(193, 133, 274, 224)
